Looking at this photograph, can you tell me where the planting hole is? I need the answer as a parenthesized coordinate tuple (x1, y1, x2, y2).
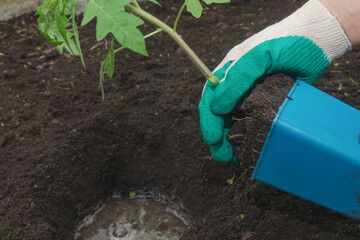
(74, 190, 189, 240)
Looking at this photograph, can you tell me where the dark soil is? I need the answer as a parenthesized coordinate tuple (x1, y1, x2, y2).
(228, 74, 294, 166)
(0, 0, 359, 239)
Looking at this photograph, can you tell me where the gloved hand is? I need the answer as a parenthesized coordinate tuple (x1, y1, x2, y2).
(199, 0, 351, 162)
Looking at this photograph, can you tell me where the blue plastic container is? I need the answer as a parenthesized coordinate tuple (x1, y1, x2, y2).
(252, 80, 360, 219)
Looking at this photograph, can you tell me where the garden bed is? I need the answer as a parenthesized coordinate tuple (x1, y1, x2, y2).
(0, 0, 359, 239)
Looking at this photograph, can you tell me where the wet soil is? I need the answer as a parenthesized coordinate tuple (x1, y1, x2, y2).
(75, 192, 188, 240)
(0, 0, 359, 239)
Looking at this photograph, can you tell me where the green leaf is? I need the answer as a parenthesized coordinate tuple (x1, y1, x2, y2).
(35, 0, 59, 16)
(37, 13, 64, 45)
(38, 12, 79, 56)
(184, 0, 203, 18)
(129, 192, 136, 198)
(71, 0, 86, 68)
(36, 0, 80, 56)
(104, 39, 115, 78)
(146, 0, 161, 6)
(56, 0, 75, 55)
(81, 0, 148, 56)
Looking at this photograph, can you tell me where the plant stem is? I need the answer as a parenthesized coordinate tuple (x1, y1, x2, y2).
(173, 3, 186, 32)
(132, 0, 141, 9)
(125, 4, 218, 85)
(99, 61, 105, 100)
(114, 28, 163, 54)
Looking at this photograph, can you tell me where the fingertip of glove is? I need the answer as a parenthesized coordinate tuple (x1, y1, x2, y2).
(210, 145, 235, 162)
(200, 121, 224, 145)
(199, 116, 225, 145)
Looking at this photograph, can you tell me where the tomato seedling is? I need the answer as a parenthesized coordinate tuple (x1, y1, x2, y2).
(36, 0, 229, 99)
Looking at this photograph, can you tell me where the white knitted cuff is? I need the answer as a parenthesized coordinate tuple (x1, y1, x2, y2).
(215, 0, 351, 72)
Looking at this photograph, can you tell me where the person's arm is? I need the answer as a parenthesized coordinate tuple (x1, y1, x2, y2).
(199, 0, 359, 162)
(319, 0, 360, 45)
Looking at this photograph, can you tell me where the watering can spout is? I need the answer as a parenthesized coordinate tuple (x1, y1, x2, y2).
(252, 80, 360, 219)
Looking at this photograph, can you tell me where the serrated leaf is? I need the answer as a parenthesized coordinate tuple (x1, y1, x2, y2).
(184, 0, 203, 18)
(61, 31, 80, 55)
(37, 14, 64, 45)
(37, 1, 63, 45)
(44, 16, 79, 55)
(146, 0, 161, 6)
(56, 0, 76, 55)
(81, 0, 147, 56)
(104, 39, 115, 78)
(37, 0, 80, 56)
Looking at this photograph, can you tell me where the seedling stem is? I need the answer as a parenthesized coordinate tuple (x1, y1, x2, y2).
(173, 3, 186, 33)
(125, 4, 216, 84)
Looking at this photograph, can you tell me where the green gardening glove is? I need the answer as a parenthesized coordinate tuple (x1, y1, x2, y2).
(199, 0, 351, 162)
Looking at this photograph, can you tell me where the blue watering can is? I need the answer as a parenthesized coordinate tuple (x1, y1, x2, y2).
(252, 80, 360, 219)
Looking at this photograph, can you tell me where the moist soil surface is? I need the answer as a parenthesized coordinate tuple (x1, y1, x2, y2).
(0, 0, 360, 239)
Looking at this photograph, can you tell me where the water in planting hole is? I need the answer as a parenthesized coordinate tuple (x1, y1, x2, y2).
(74, 189, 189, 240)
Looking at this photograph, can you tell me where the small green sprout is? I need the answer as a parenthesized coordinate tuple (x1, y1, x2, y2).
(236, 214, 245, 222)
(337, 82, 345, 91)
(333, 62, 339, 67)
(129, 192, 136, 198)
(349, 78, 358, 85)
(16, 28, 27, 34)
(227, 173, 235, 185)
(36, 46, 42, 51)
